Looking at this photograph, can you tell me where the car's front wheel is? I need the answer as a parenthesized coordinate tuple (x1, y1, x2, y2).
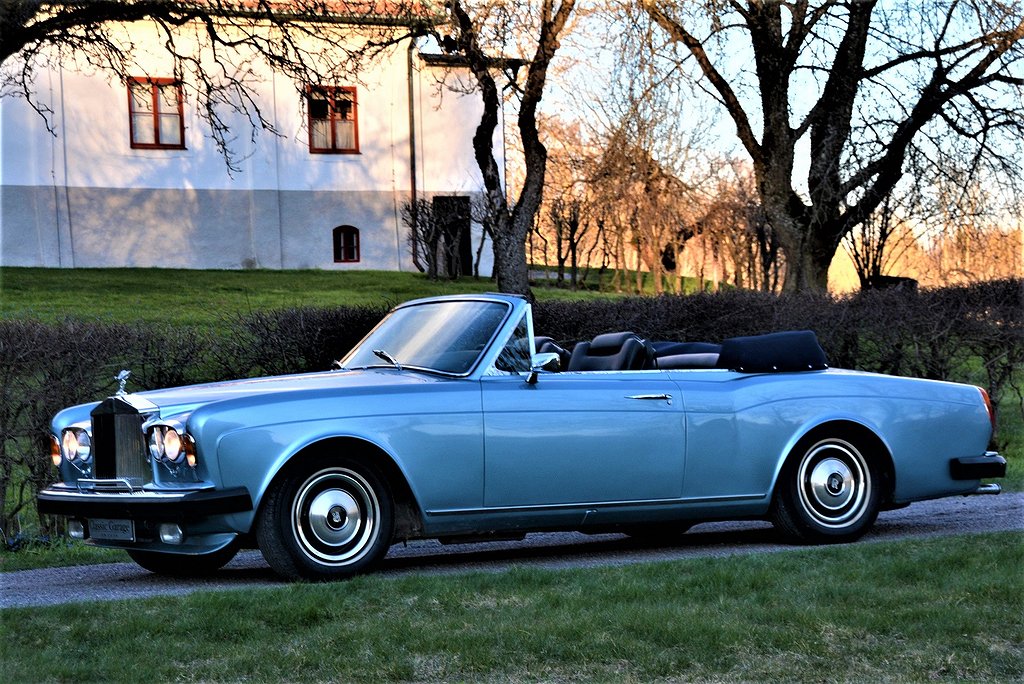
(772, 435, 881, 544)
(256, 456, 394, 581)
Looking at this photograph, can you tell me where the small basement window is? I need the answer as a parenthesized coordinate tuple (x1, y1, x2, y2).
(333, 225, 360, 263)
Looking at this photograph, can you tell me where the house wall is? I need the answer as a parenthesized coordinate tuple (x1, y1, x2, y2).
(1, 25, 494, 274)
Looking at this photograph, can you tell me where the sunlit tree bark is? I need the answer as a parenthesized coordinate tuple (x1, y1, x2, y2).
(447, 0, 577, 298)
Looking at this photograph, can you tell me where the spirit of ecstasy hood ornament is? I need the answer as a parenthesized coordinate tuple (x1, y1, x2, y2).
(115, 370, 131, 396)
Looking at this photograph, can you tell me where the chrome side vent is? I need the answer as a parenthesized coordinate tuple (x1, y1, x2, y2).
(91, 397, 153, 486)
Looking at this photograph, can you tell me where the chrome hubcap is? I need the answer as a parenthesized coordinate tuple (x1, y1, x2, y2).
(797, 440, 870, 529)
(292, 468, 379, 565)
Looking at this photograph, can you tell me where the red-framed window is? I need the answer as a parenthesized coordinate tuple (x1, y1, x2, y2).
(127, 78, 185, 149)
(333, 225, 360, 263)
(308, 86, 359, 154)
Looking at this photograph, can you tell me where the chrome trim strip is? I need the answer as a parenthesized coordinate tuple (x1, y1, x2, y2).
(43, 489, 198, 502)
(626, 393, 673, 404)
(426, 493, 765, 517)
(76, 478, 138, 493)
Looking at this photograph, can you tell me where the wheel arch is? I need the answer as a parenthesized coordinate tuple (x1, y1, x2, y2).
(773, 420, 896, 506)
(256, 436, 424, 540)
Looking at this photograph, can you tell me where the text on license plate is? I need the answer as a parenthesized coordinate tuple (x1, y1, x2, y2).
(89, 518, 135, 541)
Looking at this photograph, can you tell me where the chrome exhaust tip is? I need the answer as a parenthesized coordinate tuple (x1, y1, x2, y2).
(970, 483, 1001, 496)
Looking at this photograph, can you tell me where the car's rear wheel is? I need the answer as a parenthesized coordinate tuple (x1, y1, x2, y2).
(257, 456, 393, 581)
(127, 540, 240, 576)
(772, 435, 881, 544)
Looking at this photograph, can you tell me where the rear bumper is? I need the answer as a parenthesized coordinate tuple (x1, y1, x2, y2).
(37, 485, 253, 520)
(950, 452, 1006, 481)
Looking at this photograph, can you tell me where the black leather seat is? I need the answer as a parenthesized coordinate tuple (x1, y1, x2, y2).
(534, 336, 571, 371)
(651, 341, 722, 369)
(567, 332, 649, 371)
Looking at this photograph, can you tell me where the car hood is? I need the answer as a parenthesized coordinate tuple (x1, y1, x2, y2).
(128, 369, 451, 418)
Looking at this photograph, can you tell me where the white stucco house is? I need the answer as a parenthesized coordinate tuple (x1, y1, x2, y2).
(1, 13, 496, 275)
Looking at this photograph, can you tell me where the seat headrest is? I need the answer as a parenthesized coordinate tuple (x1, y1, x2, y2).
(588, 332, 641, 355)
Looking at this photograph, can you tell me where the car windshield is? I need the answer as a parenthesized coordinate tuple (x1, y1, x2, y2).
(342, 300, 511, 375)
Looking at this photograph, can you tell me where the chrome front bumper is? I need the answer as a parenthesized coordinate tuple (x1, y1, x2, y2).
(37, 484, 253, 520)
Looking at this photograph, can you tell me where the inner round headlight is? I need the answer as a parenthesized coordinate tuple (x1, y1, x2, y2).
(62, 430, 79, 461)
(61, 428, 91, 462)
(163, 428, 183, 463)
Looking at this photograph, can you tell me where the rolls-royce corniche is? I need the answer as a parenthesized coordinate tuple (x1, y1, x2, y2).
(38, 294, 1006, 580)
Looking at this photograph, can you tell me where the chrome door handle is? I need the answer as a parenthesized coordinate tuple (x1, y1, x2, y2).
(626, 393, 673, 405)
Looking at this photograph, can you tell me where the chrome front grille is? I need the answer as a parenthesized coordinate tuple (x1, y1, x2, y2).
(91, 397, 152, 486)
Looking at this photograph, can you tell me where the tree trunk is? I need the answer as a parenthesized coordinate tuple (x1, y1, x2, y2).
(449, 1, 576, 300)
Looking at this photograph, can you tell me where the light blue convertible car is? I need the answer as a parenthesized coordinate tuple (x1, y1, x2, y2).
(39, 294, 1005, 580)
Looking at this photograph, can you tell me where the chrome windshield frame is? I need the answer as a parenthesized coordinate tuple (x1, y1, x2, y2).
(339, 295, 523, 379)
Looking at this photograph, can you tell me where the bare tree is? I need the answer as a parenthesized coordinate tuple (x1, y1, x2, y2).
(402, 195, 478, 280)
(532, 117, 597, 288)
(922, 172, 1024, 284)
(446, 0, 577, 299)
(641, 0, 1024, 292)
(687, 161, 782, 292)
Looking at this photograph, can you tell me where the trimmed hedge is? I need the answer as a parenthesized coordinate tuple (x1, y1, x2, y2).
(1, 280, 1020, 538)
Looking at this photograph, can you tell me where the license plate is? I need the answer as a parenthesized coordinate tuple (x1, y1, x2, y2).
(89, 518, 135, 542)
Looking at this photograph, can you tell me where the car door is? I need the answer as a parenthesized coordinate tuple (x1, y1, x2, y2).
(480, 371, 686, 508)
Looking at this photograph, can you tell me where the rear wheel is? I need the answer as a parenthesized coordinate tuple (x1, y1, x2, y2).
(257, 456, 394, 581)
(127, 540, 240, 576)
(772, 436, 881, 544)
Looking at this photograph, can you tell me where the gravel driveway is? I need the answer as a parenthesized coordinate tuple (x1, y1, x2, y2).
(3, 492, 1021, 609)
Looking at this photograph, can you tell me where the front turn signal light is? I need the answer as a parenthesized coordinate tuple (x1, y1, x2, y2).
(50, 435, 62, 467)
(183, 433, 198, 468)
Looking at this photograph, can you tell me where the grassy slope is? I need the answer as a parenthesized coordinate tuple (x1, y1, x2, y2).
(2, 534, 1021, 682)
(0, 267, 617, 325)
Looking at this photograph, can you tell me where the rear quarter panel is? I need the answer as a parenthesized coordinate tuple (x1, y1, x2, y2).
(672, 369, 991, 504)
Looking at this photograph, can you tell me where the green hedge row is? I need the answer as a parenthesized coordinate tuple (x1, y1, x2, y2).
(2, 280, 1020, 538)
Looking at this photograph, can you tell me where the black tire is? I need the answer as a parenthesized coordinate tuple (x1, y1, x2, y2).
(256, 456, 394, 581)
(127, 540, 240, 576)
(772, 435, 881, 544)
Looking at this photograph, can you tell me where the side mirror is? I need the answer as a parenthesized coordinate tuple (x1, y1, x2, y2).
(526, 352, 561, 385)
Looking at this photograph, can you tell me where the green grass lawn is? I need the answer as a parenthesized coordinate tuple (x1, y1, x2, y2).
(0, 267, 616, 326)
(2, 533, 1021, 682)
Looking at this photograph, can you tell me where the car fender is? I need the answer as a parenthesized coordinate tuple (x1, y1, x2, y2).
(197, 404, 484, 532)
(766, 413, 896, 501)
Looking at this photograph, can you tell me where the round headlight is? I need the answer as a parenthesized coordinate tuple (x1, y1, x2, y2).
(62, 430, 79, 461)
(61, 428, 91, 462)
(149, 428, 165, 460)
(163, 428, 183, 463)
(74, 429, 91, 462)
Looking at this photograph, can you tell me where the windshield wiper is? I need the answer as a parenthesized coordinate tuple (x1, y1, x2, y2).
(372, 349, 403, 371)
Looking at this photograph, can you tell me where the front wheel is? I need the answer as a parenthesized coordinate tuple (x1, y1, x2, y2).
(772, 436, 881, 544)
(256, 457, 394, 581)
